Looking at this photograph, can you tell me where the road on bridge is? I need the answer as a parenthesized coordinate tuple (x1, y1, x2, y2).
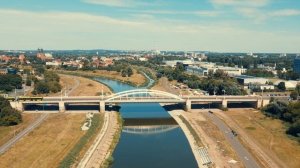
(203, 111, 260, 168)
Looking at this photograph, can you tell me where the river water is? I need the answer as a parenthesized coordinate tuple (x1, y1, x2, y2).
(95, 77, 198, 168)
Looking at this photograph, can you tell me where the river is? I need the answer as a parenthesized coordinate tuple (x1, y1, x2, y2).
(95, 77, 198, 168)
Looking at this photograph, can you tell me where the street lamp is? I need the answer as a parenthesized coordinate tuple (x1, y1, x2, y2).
(222, 89, 226, 99)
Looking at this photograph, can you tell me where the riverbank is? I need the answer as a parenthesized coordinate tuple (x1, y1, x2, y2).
(167, 109, 244, 168)
(77, 112, 121, 168)
(168, 110, 205, 168)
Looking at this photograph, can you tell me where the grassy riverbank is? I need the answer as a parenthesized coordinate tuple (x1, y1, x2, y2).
(59, 113, 104, 168)
(102, 113, 123, 168)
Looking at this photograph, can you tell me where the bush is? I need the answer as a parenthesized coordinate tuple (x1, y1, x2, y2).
(0, 97, 22, 126)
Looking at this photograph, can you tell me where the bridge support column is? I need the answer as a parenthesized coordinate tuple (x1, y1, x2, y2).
(10, 101, 24, 112)
(59, 101, 65, 112)
(222, 99, 227, 108)
(256, 100, 262, 109)
(185, 100, 191, 112)
(262, 99, 270, 107)
(100, 101, 105, 113)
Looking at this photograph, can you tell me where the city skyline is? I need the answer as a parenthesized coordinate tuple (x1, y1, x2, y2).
(1, 0, 300, 52)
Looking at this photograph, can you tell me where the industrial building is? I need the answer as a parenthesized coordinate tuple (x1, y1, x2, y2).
(186, 63, 247, 76)
(294, 57, 300, 74)
(235, 75, 269, 85)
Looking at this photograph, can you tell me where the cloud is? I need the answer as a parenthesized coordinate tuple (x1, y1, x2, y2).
(82, 0, 128, 7)
(127, 9, 221, 17)
(237, 8, 300, 22)
(210, 0, 269, 7)
(0, 8, 299, 52)
(82, 0, 151, 7)
(270, 9, 300, 17)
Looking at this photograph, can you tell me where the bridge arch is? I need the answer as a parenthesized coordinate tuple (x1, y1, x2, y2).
(105, 89, 184, 102)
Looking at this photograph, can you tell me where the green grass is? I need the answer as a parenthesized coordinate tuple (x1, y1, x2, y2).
(179, 115, 203, 147)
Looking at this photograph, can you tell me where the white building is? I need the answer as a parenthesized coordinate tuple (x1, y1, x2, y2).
(46, 61, 61, 66)
(274, 80, 299, 90)
(235, 75, 269, 85)
(187, 63, 247, 76)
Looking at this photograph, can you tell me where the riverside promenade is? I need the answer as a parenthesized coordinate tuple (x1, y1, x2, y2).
(77, 112, 119, 168)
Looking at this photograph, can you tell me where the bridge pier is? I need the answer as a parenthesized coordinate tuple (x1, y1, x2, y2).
(222, 99, 227, 108)
(10, 101, 24, 112)
(59, 101, 65, 112)
(256, 100, 262, 109)
(99, 101, 105, 112)
(185, 100, 191, 112)
(262, 99, 270, 107)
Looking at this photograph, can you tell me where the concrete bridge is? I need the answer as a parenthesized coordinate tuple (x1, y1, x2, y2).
(10, 89, 271, 113)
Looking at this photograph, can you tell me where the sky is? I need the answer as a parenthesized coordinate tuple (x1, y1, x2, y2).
(0, 0, 300, 53)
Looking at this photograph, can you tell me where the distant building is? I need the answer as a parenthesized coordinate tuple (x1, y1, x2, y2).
(294, 57, 300, 74)
(0, 55, 11, 63)
(6, 68, 17, 74)
(235, 75, 268, 85)
(46, 61, 61, 66)
(187, 63, 246, 76)
(164, 60, 194, 67)
(0, 68, 8, 74)
(19, 54, 26, 64)
(274, 80, 299, 90)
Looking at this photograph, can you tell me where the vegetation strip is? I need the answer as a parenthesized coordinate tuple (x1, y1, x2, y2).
(178, 115, 203, 147)
(59, 113, 103, 168)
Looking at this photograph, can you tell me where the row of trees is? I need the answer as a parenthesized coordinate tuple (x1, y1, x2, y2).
(156, 63, 245, 95)
(0, 74, 23, 92)
(244, 69, 275, 78)
(262, 101, 300, 138)
(32, 71, 62, 94)
(0, 96, 22, 126)
(206, 54, 294, 70)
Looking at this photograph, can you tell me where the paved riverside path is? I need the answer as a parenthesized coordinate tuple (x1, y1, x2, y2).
(77, 112, 119, 168)
(203, 112, 260, 168)
(0, 113, 49, 155)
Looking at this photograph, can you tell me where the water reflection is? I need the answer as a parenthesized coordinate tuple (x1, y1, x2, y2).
(123, 118, 179, 135)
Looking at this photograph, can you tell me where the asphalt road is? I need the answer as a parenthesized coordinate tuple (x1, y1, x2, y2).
(0, 113, 49, 155)
(204, 111, 261, 168)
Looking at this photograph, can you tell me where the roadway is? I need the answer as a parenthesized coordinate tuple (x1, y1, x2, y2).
(0, 76, 80, 155)
(0, 113, 49, 154)
(203, 111, 260, 168)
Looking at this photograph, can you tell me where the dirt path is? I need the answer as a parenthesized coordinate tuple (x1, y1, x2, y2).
(182, 109, 244, 168)
(78, 112, 119, 168)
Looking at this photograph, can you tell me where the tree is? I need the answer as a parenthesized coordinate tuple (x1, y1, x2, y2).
(0, 96, 22, 126)
(277, 82, 286, 91)
(127, 67, 133, 77)
(290, 91, 298, 100)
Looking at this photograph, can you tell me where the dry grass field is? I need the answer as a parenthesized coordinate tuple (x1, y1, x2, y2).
(226, 109, 300, 168)
(63, 75, 112, 96)
(0, 114, 41, 147)
(58, 69, 146, 86)
(0, 113, 86, 168)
